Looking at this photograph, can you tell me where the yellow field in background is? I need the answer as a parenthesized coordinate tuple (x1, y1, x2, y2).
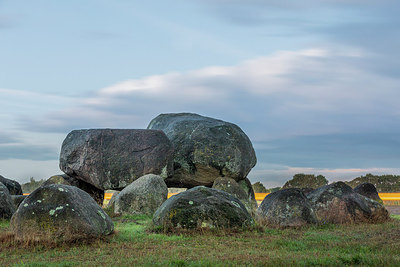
(27, 192, 400, 204)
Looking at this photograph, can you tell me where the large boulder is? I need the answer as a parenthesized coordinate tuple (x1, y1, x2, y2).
(212, 177, 257, 215)
(0, 182, 15, 219)
(114, 174, 168, 216)
(307, 182, 389, 224)
(0, 175, 23, 195)
(43, 174, 105, 206)
(11, 184, 114, 242)
(147, 113, 256, 188)
(354, 183, 382, 202)
(256, 188, 317, 227)
(153, 186, 254, 229)
(59, 129, 174, 190)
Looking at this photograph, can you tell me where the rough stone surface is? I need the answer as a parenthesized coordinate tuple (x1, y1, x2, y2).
(153, 186, 254, 229)
(0, 182, 15, 219)
(256, 188, 318, 227)
(11, 195, 27, 208)
(43, 174, 105, 206)
(147, 113, 256, 188)
(59, 129, 174, 190)
(11, 184, 114, 242)
(0, 175, 23, 195)
(237, 177, 258, 210)
(354, 183, 382, 202)
(114, 174, 168, 216)
(212, 177, 257, 214)
(307, 182, 389, 224)
(148, 113, 256, 188)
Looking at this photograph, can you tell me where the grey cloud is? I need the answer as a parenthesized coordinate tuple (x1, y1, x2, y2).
(0, 132, 18, 144)
(0, 144, 58, 161)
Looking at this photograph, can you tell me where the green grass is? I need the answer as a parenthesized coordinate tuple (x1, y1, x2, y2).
(2, 215, 400, 266)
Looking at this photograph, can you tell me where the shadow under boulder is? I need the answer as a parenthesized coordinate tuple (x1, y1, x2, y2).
(43, 174, 104, 206)
(0, 182, 15, 219)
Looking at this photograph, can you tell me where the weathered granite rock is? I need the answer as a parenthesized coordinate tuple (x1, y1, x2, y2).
(307, 182, 389, 224)
(354, 183, 382, 202)
(11, 195, 27, 208)
(212, 177, 257, 215)
(147, 113, 256, 188)
(0, 182, 15, 219)
(59, 129, 174, 190)
(43, 174, 105, 206)
(11, 184, 114, 242)
(256, 188, 318, 227)
(153, 186, 254, 229)
(0, 175, 23, 195)
(114, 174, 168, 216)
(237, 177, 258, 210)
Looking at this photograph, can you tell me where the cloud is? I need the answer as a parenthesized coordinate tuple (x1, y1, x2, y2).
(0, 132, 18, 144)
(20, 46, 400, 137)
(0, 143, 58, 161)
(12, 46, 400, 182)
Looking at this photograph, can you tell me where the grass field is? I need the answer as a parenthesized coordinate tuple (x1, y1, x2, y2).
(1, 214, 400, 266)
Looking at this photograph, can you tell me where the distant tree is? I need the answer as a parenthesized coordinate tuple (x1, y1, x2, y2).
(22, 177, 45, 193)
(252, 181, 268, 193)
(346, 174, 400, 192)
(268, 187, 282, 193)
(282, 173, 328, 189)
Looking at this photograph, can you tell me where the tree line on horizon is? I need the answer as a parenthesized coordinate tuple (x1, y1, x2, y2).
(252, 173, 400, 193)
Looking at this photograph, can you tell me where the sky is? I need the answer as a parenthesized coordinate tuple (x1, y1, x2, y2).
(1, 0, 400, 187)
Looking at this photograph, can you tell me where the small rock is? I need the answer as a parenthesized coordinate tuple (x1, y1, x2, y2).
(0, 175, 23, 195)
(115, 174, 167, 216)
(354, 183, 382, 202)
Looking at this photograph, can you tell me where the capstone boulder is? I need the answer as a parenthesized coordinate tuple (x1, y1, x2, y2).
(147, 113, 256, 188)
(59, 129, 174, 190)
